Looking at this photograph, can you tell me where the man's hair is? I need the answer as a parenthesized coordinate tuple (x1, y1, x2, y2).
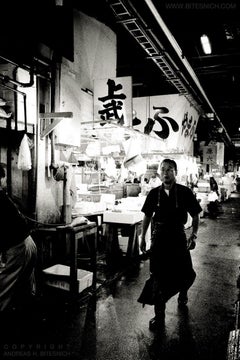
(161, 158, 177, 171)
(0, 163, 6, 179)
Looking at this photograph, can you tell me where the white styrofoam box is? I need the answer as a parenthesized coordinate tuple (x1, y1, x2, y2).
(197, 181, 210, 192)
(74, 200, 106, 214)
(74, 201, 92, 214)
(77, 184, 88, 194)
(119, 196, 146, 211)
(100, 194, 116, 210)
(43, 264, 93, 293)
(103, 211, 143, 224)
(74, 201, 106, 215)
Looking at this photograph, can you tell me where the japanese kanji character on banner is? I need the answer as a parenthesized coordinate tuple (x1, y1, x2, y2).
(94, 76, 132, 127)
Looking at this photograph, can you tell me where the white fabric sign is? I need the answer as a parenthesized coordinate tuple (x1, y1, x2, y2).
(94, 76, 132, 127)
(216, 142, 224, 166)
(133, 94, 199, 154)
(203, 144, 217, 165)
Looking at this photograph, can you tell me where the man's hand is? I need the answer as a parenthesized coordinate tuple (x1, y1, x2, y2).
(187, 234, 197, 250)
(140, 237, 146, 254)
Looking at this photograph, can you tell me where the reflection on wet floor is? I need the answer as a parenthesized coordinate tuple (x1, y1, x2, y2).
(1, 194, 240, 360)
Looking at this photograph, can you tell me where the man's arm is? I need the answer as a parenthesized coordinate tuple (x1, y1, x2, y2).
(191, 213, 199, 237)
(187, 213, 199, 250)
(140, 215, 151, 253)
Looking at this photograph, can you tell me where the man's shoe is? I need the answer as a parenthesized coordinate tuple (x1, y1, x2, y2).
(178, 292, 188, 307)
(149, 315, 165, 331)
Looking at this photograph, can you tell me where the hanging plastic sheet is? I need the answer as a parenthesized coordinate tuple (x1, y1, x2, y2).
(17, 133, 32, 171)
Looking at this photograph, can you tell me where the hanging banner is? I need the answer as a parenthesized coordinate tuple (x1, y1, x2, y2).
(202, 144, 217, 165)
(133, 94, 199, 154)
(94, 76, 132, 127)
(216, 142, 224, 167)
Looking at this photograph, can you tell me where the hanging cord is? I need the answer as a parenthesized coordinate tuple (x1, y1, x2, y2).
(23, 92, 27, 133)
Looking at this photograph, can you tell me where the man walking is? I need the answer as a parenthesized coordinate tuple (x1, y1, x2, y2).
(139, 158, 202, 331)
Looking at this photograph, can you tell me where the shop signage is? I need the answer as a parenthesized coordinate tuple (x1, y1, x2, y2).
(94, 76, 132, 127)
(57, 64, 84, 146)
(216, 142, 224, 166)
(133, 94, 199, 154)
(202, 144, 217, 165)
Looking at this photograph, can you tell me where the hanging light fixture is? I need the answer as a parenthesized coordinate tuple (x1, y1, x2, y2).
(55, 0, 63, 6)
(206, 112, 215, 121)
(200, 34, 212, 55)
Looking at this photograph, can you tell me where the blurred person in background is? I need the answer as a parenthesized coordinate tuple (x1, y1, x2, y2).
(209, 176, 219, 196)
(208, 176, 223, 218)
(148, 171, 162, 189)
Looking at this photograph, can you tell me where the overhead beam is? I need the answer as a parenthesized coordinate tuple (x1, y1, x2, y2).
(40, 112, 73, 139)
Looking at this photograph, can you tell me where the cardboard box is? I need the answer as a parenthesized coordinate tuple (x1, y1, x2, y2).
(43, 264, 93, 293)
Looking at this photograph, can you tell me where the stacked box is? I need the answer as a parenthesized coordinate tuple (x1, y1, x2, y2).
(43, 264, 93, 293)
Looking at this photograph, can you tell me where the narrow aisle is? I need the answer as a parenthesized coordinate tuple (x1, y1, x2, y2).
(80, 194, 240, 360)
(1, 196, 240, 360)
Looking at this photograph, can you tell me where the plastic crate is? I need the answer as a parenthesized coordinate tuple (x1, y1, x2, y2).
(43, 264, 93, 293)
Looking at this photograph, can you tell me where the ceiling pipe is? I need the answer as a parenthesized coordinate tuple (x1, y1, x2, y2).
(0, 68, 34, 88)
(0, 54, 51, 82)
(0, 55, 34, 87)
(144, 0, 233, 147)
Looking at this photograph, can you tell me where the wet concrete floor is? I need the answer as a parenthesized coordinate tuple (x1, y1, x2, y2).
(1, 193, 240, 360)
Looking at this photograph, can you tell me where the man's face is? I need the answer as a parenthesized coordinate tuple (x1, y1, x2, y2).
(160, 162, 176, 185)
